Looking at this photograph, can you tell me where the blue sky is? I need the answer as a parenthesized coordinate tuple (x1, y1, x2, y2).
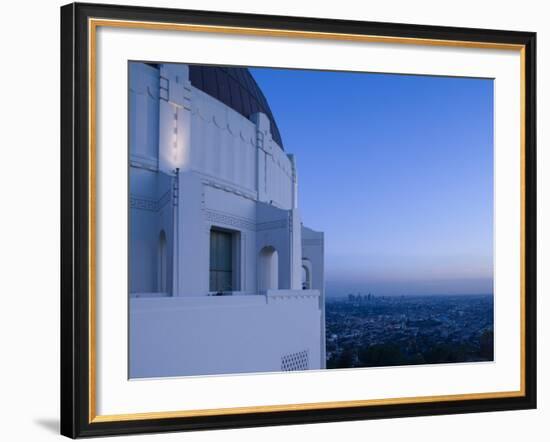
(250, 68, 494, 296)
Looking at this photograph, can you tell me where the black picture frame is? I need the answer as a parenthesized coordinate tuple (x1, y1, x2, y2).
(60, 2, 537, 438)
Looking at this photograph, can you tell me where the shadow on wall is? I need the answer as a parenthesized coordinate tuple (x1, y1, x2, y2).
(33, 418, 59, 434)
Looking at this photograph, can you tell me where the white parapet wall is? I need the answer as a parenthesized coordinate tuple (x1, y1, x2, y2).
(130, 290, 322, 378)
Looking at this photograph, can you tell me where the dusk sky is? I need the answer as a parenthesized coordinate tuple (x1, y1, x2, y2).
(250, 68, 494, 296)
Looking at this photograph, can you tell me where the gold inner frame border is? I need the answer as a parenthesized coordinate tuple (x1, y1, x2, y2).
(87, 17, 527, 423)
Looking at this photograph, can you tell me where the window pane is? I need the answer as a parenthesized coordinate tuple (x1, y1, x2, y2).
(209, 270, 217, 292)
(210, 231, 217, 270)
(218, 232, 232, 271)
(209, 229, 234, 291)
(217, 271, 232, 292)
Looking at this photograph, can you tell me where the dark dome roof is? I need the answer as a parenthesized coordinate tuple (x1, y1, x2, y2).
(188, 65, 284, 149)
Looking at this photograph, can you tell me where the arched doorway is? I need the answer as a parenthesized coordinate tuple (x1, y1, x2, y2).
(259, 246, 278, 292)
(158, 230, 168, 293)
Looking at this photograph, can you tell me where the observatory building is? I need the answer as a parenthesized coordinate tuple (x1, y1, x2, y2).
(129, 62, 325, 377)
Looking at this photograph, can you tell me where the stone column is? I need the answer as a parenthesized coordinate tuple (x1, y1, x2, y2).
(251, 112, 272, 204)
(158, 63, 195, 296)
(158, 64, 192, 174)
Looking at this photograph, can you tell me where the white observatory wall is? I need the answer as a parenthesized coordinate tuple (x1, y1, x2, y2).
(128, 62, 324, 377)
(302, 226, 326, 368)
(129, 62, 160, 167)
(265, 141, 294, 210)
(172, 77, 299, 297)
(253, 112, 294, 210)
(130, 292, 321, 377)
(189, 87, 258, 195)
(157, 63, 192, 174)
(187, 85, 294, 212)
(129, 62, 176, 295)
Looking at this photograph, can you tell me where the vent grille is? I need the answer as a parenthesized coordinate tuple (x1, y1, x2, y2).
(281, 350, 309, 372)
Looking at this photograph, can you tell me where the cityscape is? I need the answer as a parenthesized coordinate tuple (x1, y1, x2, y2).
(325, 294, 494, 369)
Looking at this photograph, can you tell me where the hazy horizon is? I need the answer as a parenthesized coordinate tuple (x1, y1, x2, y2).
(324, 279, 494, 298)
(251, 68, 494, 296)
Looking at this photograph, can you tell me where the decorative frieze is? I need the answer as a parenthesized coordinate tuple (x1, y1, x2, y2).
(130, 189, 172, 212)
(204, 209, 288, 232)
(130, 195, 158, 212)
(204, 210, 256, 231)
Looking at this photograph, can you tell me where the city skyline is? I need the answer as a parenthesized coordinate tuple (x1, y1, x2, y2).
(251, 68, 494, 296)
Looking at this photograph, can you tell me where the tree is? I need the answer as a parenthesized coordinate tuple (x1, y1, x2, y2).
(334, 349, 355, 368)
(358, 343, 405, 367)
(480, 329, 494, 360)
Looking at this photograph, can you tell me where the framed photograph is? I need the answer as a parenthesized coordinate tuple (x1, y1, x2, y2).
(60, 2, 537, 438)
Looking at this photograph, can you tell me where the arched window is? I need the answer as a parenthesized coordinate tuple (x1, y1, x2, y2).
(259, 246, 279, 292)
(302, 259, 312, 290)
(158, 230, 168, 293)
